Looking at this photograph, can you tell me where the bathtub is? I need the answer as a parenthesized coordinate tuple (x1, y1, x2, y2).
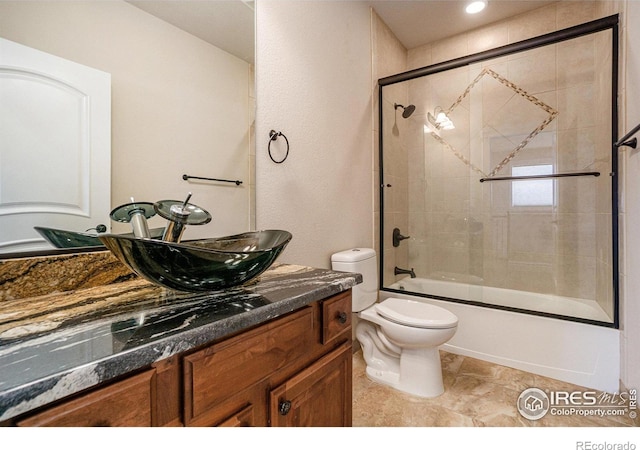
(381, 277, 620, 392)
(393, 276, 612, 323)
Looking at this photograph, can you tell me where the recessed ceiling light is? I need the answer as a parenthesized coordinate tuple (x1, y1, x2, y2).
(466, 1, 487, 14)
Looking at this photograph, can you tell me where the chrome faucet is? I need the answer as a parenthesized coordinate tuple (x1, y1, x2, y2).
(155, 192, 212, 243)
(394, 266, 416, 278)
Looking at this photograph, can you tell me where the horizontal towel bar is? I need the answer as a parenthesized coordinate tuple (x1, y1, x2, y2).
(479, 171, 601, 183)
(182, 174, 243, 185)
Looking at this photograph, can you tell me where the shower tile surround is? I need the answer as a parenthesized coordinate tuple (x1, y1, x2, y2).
(374, 1, 619, 322)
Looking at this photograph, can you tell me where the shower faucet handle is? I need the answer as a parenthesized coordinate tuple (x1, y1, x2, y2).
(393, 228, 410, 247)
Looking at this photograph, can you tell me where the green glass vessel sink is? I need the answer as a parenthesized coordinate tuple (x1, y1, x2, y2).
(34, 226, 165, 249)
(34, 226, 105, 248)
(99, 230, 292, 292)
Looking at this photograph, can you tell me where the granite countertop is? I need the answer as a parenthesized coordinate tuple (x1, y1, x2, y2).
(0, 263, 361, 422)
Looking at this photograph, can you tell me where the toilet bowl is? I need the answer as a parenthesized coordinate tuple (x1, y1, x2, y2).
(331, 248, 458, 398)
(357, 297, 457, 397)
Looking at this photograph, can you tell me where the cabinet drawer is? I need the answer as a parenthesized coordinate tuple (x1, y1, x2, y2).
(17, 369, 156, 427)
(322, 292, 352, 344)
(183, 306, 314, 425)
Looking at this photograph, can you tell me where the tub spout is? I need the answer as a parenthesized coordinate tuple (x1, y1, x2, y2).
(394, 266, 416, 278)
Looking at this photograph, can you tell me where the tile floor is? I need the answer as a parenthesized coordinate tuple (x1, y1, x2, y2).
(352, 350, 638, 427)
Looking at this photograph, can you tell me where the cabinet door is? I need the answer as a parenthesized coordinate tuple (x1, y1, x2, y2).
(269, 343, 352, 427)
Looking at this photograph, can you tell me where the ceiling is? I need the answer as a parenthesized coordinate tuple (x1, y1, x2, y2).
(369, 0, 557, 49)
(127, 0, 255, 64)
(128, 0, 558, 64)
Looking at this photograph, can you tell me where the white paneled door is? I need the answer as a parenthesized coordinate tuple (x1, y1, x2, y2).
(0, 38, 111, 253)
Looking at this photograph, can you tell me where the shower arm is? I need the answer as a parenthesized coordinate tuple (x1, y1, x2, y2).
(615, 122, 640, 149)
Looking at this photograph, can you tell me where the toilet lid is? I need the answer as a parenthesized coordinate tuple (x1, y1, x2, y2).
(375, 298, 458, 329)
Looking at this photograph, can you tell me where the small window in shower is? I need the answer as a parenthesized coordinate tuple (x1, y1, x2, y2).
(511, 164, 554, 207)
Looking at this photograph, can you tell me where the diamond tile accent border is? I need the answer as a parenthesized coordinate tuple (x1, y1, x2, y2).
(430, 68, 559, 178)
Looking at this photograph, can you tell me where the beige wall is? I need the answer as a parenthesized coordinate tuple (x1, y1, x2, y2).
(255, 0, 373, 269)
(0, 1, 252, 240)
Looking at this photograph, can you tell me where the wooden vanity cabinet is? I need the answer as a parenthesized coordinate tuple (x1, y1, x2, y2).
(14, 291, 352, 427)
(183, 291, 353, 427)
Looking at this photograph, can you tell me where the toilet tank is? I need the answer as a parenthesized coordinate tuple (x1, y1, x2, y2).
(331, 248, 377, 312)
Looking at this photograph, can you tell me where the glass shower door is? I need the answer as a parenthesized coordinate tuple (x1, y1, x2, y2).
(379, 17, 618, 326)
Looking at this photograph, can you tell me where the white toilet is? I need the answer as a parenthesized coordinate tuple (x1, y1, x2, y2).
(331, 248, 458, 398)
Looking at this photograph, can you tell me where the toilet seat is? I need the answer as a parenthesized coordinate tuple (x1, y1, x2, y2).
(375, 298, 458, 329)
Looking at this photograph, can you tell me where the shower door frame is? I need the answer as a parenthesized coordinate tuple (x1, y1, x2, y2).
(378, 14, 620, 328)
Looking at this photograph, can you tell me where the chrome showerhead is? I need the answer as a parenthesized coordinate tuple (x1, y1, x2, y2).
(394, 103, 416, 118)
